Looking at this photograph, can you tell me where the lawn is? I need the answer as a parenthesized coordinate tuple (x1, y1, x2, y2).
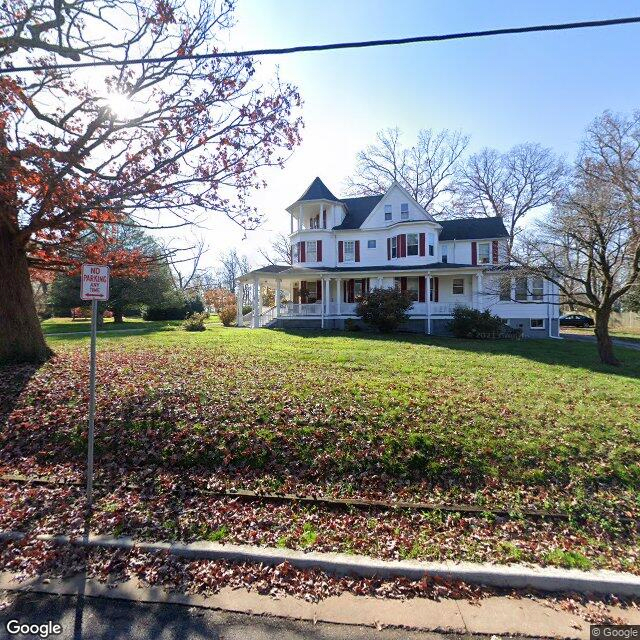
(1, 326, 638, 572)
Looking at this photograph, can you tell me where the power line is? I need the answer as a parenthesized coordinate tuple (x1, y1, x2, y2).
(3, 15, 640, 74)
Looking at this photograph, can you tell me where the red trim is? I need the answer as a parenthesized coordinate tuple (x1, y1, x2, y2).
(419, 233, 425, 257)
(418, 277, 425, 302)
(300, 281, 308, 303)
(387, 237, 391, 260)
(338, 241, 344, 263)
(355, 240, 360, 262)
(492, 240, 499, 264)
(316, 280, 322, 300)
(399, 234, 407, 258)
(400, 276, 407, 292)
(471, 241, 477, 265)
(317, 240, 322, 262)
(434, 276, 439, 302)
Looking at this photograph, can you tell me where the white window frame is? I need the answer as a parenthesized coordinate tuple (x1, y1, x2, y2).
(428, 233, 435, 257)
(407, 233, 419, 256)
(292, 244, 299, 263)
(530, 318, 545, 330)
(391, 236, 398, 258)
(306, 240, 317, 263)
(367, 239, 376, 249)
(441, 243, 448, 263)
(400, 203, 409, 220)
(531, 277, 544, 301)
(478, 242, 491, 264)
(344, 240, 355, 262)
(384, 204, 392, 221)
(452, 278, 464, 295)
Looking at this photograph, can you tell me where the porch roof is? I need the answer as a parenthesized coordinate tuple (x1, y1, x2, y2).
(240, 262, 484, 282)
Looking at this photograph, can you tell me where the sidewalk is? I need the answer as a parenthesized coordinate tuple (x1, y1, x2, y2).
(2, 571, 639, 639)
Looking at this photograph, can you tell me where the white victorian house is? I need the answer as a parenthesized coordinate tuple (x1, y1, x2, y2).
(237, 177, 560, 338)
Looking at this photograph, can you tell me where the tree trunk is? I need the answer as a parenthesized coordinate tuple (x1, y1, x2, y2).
(113, 308, 124, 323)
(0, 227, 52, 364)
(594, 307, 619, 366)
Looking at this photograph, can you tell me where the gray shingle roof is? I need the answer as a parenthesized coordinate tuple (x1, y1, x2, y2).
(297, 177, 339, 202)
(438, 217, 509, 241)
(332, 195, 385, 229)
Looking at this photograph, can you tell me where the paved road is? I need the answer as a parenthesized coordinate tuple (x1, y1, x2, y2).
(561, 331, 640, 351)
(0, 592, 467, 640)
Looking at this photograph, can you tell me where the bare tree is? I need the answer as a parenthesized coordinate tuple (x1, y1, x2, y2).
(166, 236, 209, 294)
(516, 112, 640, 366)
(345, 127, 469, 214)
(453, 144, 566, 254)
(258, 232, 292, 266)
(215, 248, 250, 293)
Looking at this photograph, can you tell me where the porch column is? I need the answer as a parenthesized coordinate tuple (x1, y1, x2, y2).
(252, 276, 259, 328)
(320, 277, 325, 329)
(325, 277, 331, 316)
(275, 279, 282, 317)
(298, 204, 302, 232)
(425, 274, 431, 335)
(336, 279, 342, 315)
(236, 282, 244, 327)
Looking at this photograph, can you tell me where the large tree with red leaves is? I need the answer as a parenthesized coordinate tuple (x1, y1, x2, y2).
(0, 0, 302, 363)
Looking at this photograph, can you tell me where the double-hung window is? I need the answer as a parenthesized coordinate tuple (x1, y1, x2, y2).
(441, 243, 448, 263)
(531, 277, 544, 301)
(407, 233, 419, 256)
(452, 278, 464, 295)
(384, 204, 392, 221)
(306, 241, 317, 263)
(478, 242, 490, 264)
(344, 240, 355, 262)
(391, 236, 398, 258)
(428, 233, 435, 257)
(515, 277, 528, 301)
(400, 203, 409, 220)
(499, 277, 511, 301)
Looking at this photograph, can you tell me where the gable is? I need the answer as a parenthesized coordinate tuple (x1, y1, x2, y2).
(360, 183, 436, 229)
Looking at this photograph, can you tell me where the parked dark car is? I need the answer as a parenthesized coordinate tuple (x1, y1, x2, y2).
(559, 313, 595, 328)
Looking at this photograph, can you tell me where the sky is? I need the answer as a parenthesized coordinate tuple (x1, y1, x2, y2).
(184, 0, 640, 274)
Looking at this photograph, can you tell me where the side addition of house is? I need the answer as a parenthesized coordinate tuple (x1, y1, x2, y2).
(238, 177, 560, 338)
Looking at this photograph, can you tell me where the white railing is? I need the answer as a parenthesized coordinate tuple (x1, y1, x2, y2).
(430, 302, 458, 315)
(260, 306, 277, 326)
(282, 302, 323, 317)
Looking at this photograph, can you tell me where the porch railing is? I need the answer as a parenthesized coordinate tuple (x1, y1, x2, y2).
(282, 302, 323, 317)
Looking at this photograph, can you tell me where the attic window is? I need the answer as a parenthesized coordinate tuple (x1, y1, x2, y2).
(400, 203, 409, 220)
(384, 204, 392, 221)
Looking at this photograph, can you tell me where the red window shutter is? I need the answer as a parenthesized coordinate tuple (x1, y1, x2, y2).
(316, 280, 322, 300)
(434, 276, 439, 302)
(361, 278, 367, 295)
(471, 241, 477, 265)
(343, 279, 347, 302)
(322, 211, 327, 228)
(301, 281, 307, 303)
(400, 234, 407, 258)
(419, 233, 426, 257)
(400, 276, 407, 292)
(338, 240, 344, 262)
(492, 240, 499, 263)
(419, 277, 425, 302)
(355, 240, 360, 262)
(348, 279, 355, 303)
(300, 242, 306, 263)
(387, 237, 391, 260)
(317, 240, 322, 262)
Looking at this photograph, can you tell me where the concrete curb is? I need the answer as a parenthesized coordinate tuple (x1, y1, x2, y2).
(2, 530, 639, 597)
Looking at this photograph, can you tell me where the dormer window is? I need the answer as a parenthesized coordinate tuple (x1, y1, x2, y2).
(400, 203, 409, 220)
(384, 204, 392, 221)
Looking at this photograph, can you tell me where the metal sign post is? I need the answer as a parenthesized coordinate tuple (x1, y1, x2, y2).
(80, 264, 110, 509)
